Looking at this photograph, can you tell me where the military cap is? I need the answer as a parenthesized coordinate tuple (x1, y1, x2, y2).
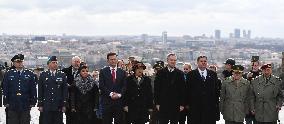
(224, 58, 235, 65)
(47, 56, 57, 64)
(132, 61, 146, 71)
(11, 54, 24, 62)
(261, 63, 272, 70)
(232, 65, 244, 73)
(251, 56, 259, 62)
(153, 61, 164, 69)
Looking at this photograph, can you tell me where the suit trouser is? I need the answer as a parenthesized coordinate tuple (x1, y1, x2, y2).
(159, 118, 178, 124)
(245, 114, 256, 124)
(42, 111, 63, 124)
(102, 104, 123, 124)
(66, 111, 76, 124)
(7, 110, 30, 124)
(178, 110, 188, 124)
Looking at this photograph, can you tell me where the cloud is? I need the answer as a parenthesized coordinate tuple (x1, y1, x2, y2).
(0, 0, 284, 37)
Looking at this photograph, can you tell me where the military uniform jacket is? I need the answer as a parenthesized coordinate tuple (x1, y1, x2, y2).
(250, 75, 284, 122)
(38, 70, 68, 111)
(220, 77, 250, 122)
(2, 69, 37, 111)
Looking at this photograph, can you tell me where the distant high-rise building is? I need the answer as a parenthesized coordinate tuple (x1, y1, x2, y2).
(162, 31, 167, 44)
(234, 29, 241, 38)
(243, 30, 247, 38)
(247, 30, 251, 39)
(141, 34, 149, 42)
(214, 30, 221, 39)
(229, 33, 234, 38)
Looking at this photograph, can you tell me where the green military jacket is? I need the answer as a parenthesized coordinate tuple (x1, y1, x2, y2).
(220, 77, 250, 122)
(250, 74, 284, 122)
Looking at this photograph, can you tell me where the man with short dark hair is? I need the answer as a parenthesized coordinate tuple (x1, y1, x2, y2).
(154, 53, 186, 124)
(186, 56, 220, 124)
(99, 52, 127, 124)
(38, 56, 68, 124)
(222, 58, 235, 79)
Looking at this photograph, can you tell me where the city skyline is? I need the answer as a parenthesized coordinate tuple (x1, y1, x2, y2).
(0, 0, 284, 38)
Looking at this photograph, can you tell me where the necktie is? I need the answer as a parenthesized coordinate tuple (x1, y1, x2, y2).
(201, 72, 205, 81)
(18, 71, 20, 75)
(111, 69, 116, 83)
(137, 77, 141, 84)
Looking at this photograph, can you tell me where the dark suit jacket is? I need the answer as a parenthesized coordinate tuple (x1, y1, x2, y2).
(187, 68, 219, 123)
(62, 66, 78, 86)
(99, 67, 126, 106)
(154, 67, 186, 118)
(124, 75, 153, 122)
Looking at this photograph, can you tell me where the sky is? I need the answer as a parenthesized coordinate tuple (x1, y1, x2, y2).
(0, 0, 284, 38)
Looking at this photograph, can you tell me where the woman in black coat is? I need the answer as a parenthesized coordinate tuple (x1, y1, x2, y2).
(123, 61, 153, 124)
(71, 65, 99, 124)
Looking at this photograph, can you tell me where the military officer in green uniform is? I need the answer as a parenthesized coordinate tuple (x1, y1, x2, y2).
(220, 65, 251, 124)
(250, 64, 283, 124)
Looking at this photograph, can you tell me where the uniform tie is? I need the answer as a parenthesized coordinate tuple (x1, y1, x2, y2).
(111, 69, 116, 83)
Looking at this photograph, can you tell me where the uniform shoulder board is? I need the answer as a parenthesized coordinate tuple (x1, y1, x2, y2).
(274, 75, 281, 81)
(24, 69, 33, 73)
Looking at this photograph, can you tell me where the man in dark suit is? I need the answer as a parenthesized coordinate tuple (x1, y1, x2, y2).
(99, 52, 127, 124)
(187, 56, 219, 124)
(62, 56, 82, 124)
(154, 53, 186, 124)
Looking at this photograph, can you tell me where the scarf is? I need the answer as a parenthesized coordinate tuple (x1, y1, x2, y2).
(74, 74, 96, 94)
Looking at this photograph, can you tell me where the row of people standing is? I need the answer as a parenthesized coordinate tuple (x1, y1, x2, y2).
(1, 53, 283, 124)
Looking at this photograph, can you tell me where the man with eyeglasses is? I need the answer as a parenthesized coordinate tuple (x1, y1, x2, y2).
(186, 56, 220, 124)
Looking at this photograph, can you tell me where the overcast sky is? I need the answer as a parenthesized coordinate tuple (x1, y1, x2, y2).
(0, 0, 283, 38)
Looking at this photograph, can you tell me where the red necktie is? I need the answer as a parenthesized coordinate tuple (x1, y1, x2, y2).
(111, 69, 116, 83)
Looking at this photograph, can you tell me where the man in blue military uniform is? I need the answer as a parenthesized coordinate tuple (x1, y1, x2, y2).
(2, 54, 37, 124)
(38, 56, 68, 124)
